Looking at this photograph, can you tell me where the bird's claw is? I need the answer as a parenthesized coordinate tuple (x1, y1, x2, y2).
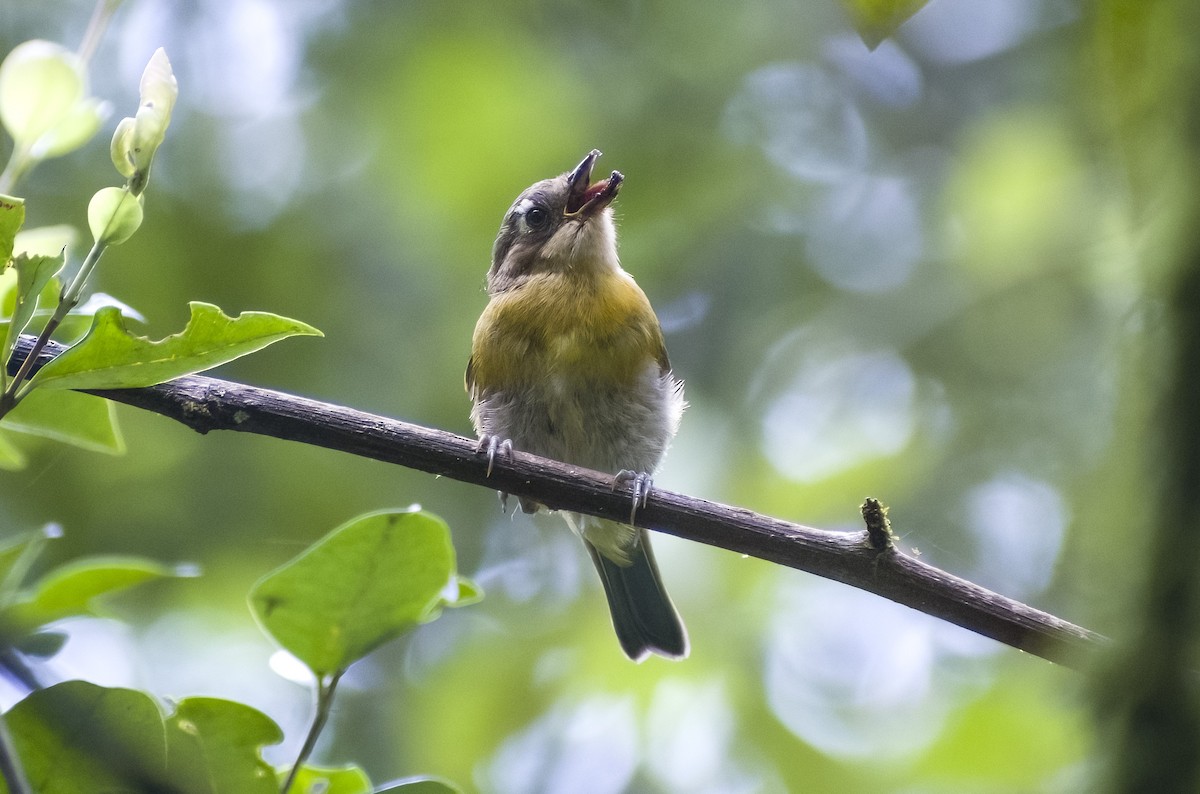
(476, 435, 513, 478)
(613, 469, 653, 524)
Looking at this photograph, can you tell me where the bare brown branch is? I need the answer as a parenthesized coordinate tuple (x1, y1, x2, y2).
(8, 335, 1106, 669)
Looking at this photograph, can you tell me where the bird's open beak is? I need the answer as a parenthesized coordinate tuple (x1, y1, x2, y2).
(565, 149, 623, 217)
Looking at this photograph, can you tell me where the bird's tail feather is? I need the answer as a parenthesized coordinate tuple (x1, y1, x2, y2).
(586, 529, 689, 662)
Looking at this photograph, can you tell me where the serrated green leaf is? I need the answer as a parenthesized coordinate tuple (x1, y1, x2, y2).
(281, 764, 372, 794)
(5, 681, 167, 794)
(4, 251, 63, 359)
(839, 0, 929, 49)
(2, 555, 174, 634)
(7, 289, 135, 349)
(0, 193, 24, 262)
(2, 388, 124, 454)
(30, 301, 323, 391)
(164, 697, 282, 794)
(43, 292, 141, 343)
(376, 778, 462, 794)
(250, 510, 468, 677)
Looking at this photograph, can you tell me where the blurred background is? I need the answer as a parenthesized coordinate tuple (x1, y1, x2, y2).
(0, 0, 1183, 791)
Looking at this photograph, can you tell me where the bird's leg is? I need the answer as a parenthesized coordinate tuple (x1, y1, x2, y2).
(475, 434, 514, 478)
(476, 435, 516, 511)
(613, 469, 653, 524)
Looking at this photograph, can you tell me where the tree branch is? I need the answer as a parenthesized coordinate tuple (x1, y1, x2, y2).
(7, 335, 1106, 669)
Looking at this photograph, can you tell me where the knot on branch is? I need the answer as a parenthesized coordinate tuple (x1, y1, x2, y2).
(861, 497, 894, 551)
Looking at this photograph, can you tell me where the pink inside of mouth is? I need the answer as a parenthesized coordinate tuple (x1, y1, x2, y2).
(567, 179, 610, 213)
(583, 180, 610, 203)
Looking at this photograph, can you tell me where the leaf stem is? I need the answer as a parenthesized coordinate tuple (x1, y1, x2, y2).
(280, 670, 343, 794)
(77, 0, 124, 67)
(0, 710, 31, 794)
(60, 240, 106, 311)
(0, 145, 33, 197)
(1, 241, 107, 414)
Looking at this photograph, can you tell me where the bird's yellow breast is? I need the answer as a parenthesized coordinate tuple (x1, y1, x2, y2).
(468, 268, 666, 395)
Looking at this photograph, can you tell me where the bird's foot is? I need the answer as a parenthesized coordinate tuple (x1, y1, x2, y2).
(475, 435, 513, 478)
(613, 469, 653, 524)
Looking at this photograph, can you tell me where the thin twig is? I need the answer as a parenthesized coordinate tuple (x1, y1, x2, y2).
(77, 0, 123, 66)
(280, 671, 342, 794)
(6, 335, 1108, 669)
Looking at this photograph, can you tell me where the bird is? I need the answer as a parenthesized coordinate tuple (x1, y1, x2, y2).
(466, 149, 688, 661)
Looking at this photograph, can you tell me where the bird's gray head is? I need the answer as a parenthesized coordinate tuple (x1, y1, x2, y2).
(488, 149, 623, 293)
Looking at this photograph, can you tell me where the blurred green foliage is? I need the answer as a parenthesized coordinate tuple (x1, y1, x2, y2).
(0, 0, 1196, 791)
(2, 682, 282, 794)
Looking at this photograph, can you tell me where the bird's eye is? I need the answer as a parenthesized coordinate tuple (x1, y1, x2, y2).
(524, 206, 549, 230)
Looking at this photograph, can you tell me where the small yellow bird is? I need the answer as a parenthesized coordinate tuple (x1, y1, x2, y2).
(466, 150, 688, 661)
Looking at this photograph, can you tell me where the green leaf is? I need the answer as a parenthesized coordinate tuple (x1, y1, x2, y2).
(2, 555, 175, 634)
(0, 524, 58, 605)
(0, 429, 25, 469)
(2, 388, 124, 454)
(0, 193, 24, 262)
(14, 629, 67, 658)
(164, 697, 282, 794)
(281, 764, 372, 794)
(36, 96, 108, 159)
(5, 289, 142, 352)
(0, 41, 86, 150)
(2, 684, 284, 794)
(3, 251, 64, 359)
(5, 681, 167, 794)
(250, 509, 468, 677)
(0, 267, 15, 313)
(13, 223, 76, 259)
(87, 185, 143, 245)
(838, 0, 930, 49)
(376, 778, 463, 794)
(47, 298, 129, 344)
(30, 301, 323, 391)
